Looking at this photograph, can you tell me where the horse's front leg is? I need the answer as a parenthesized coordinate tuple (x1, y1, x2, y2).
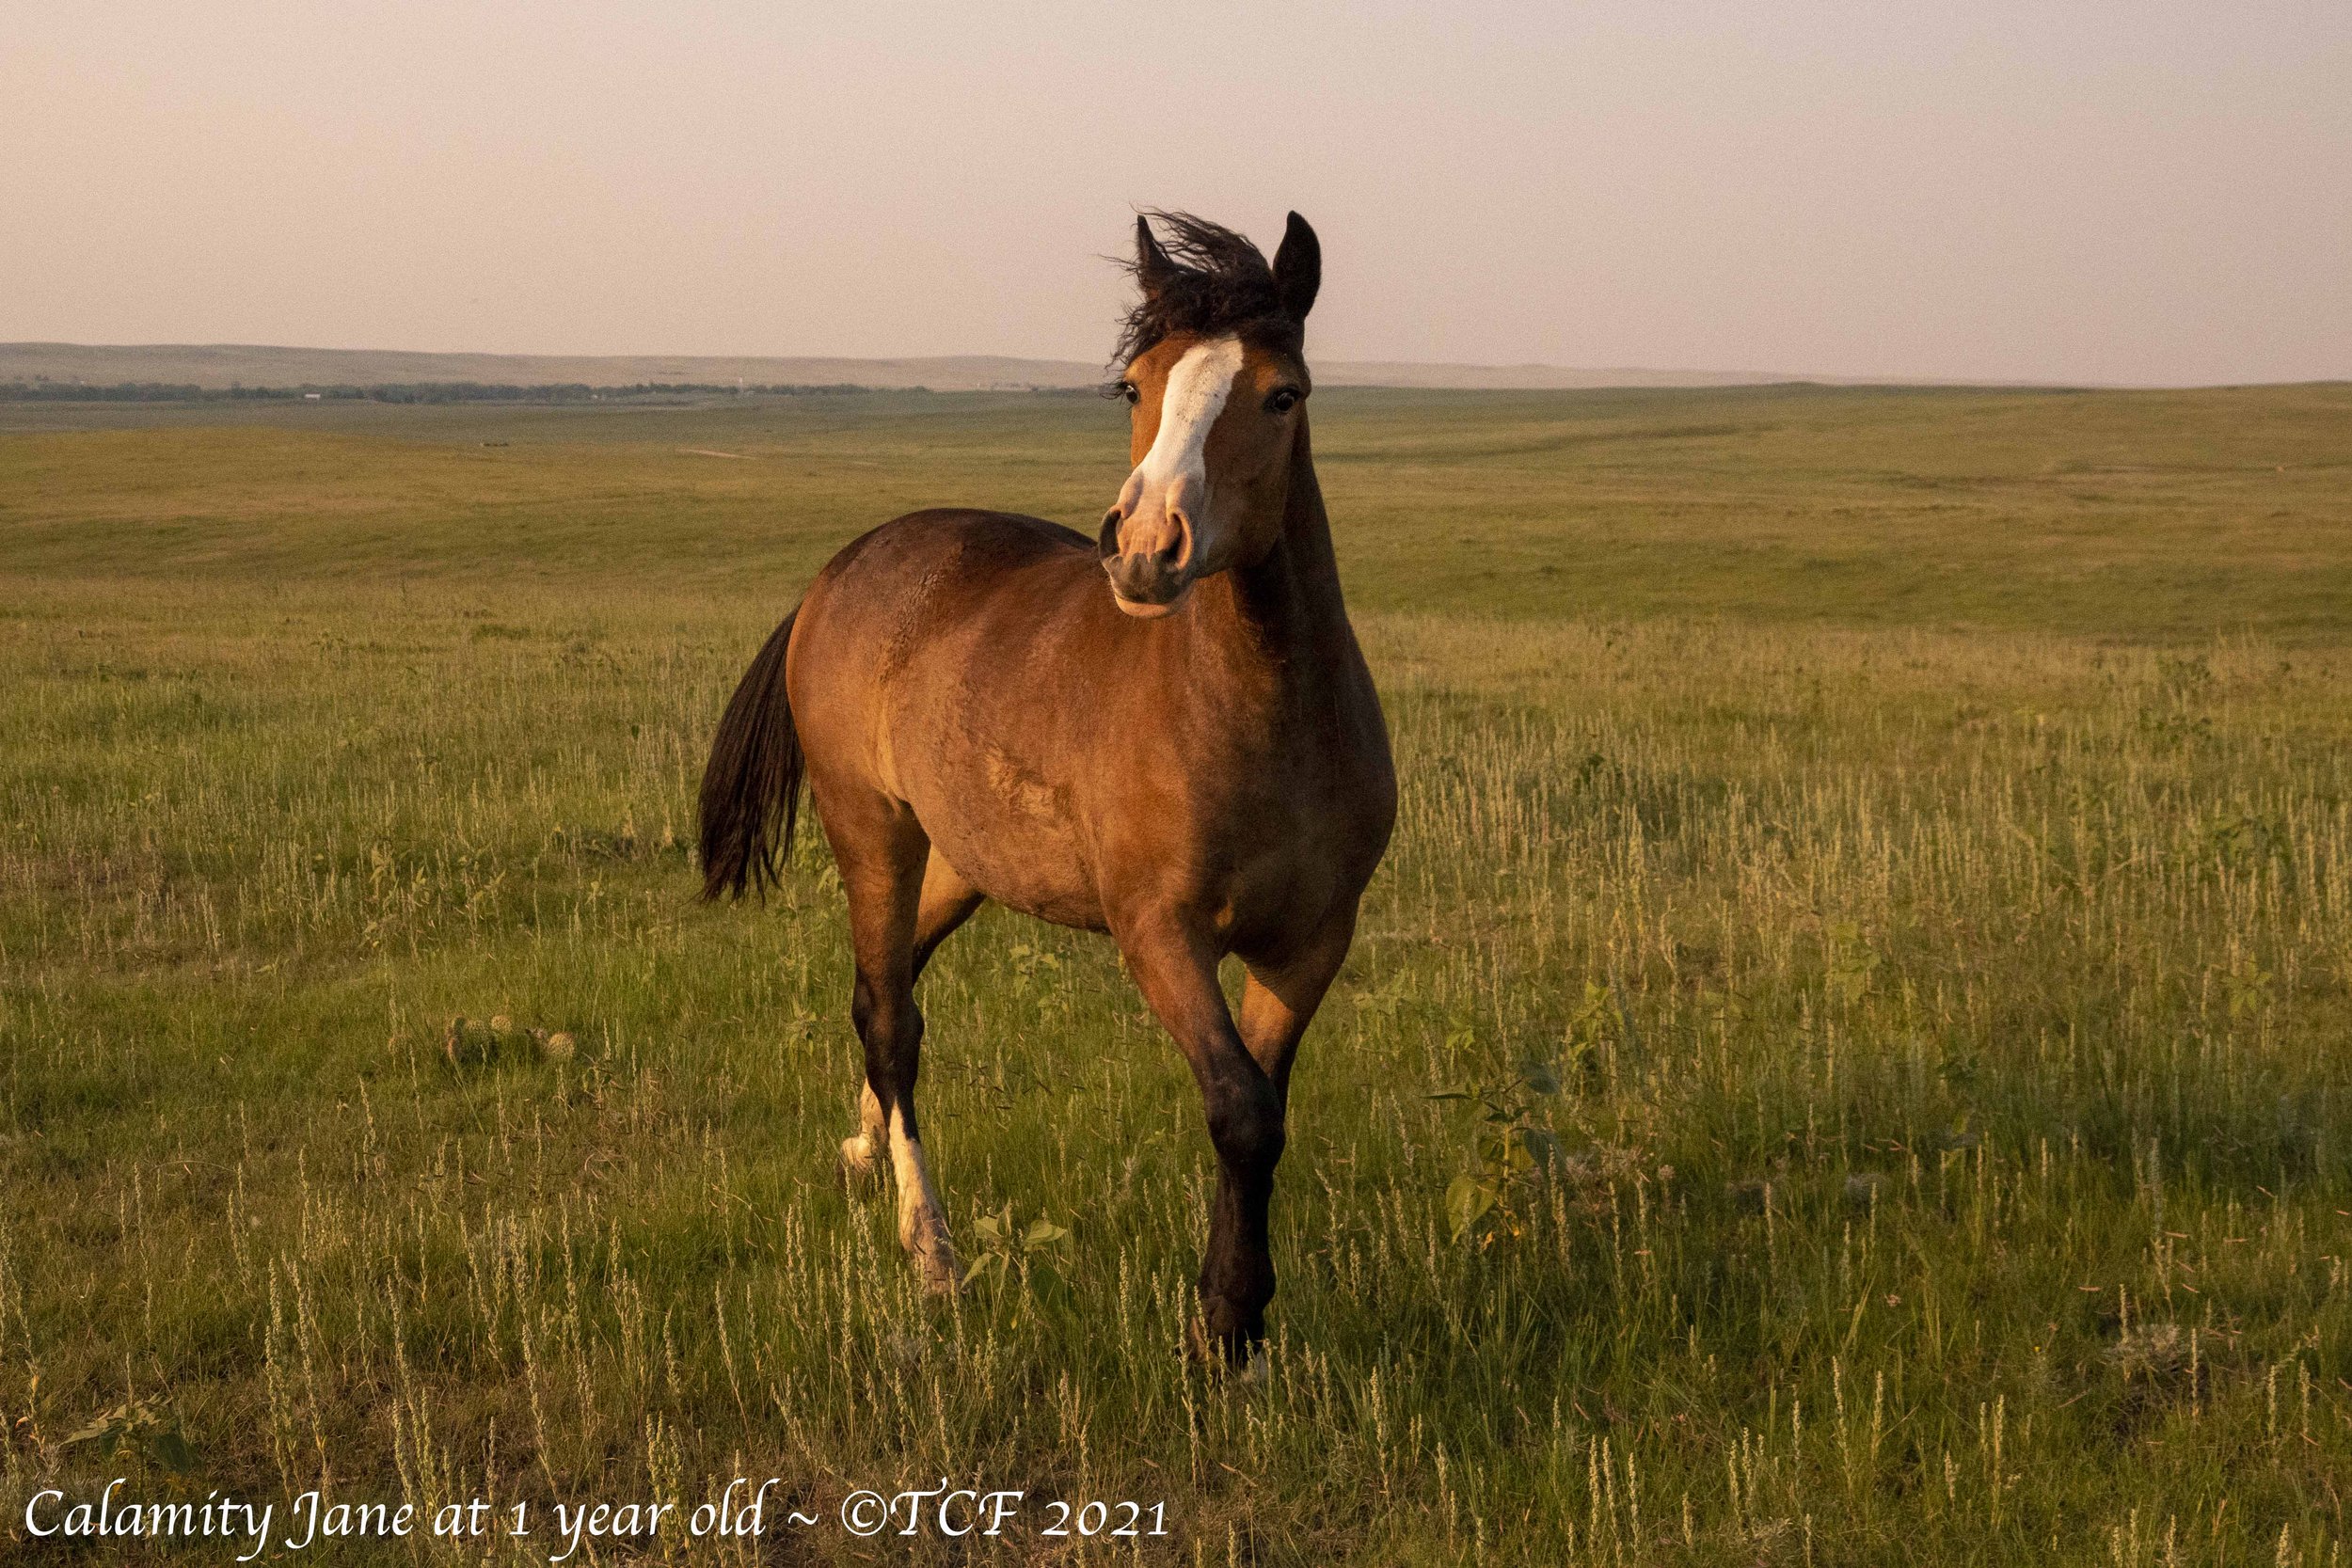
(1235, 903, 1359, 1110)
(1115, 914, 1286, 1362)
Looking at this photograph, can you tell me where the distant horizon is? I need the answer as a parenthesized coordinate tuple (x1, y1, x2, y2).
(14, 340, 2335, 395)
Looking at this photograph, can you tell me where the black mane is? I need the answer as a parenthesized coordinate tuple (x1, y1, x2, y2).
(1110, 212, 1302, 372)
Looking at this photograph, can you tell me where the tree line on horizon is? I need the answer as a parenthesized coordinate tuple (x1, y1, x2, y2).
(0, 380, 931, 404)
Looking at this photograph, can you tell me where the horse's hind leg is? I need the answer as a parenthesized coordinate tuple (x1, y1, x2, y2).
(834, 813, 966, 1292)
(840, 849, 982, 1183)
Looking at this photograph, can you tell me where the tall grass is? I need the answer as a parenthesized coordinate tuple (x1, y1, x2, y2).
(2, 388, 2348, 1562)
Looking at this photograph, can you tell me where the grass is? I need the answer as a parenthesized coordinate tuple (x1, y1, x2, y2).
(2, 384, 2349, 1563)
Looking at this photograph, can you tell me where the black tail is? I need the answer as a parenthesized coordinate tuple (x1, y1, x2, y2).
(698, 608, 804, 902)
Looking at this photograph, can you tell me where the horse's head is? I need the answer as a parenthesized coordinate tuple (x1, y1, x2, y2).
(1098, 212, 1321, 617)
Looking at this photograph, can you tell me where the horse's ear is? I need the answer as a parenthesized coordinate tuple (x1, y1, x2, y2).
(1135, 214, 1177, 295)
(1272, 212, 1320, 321)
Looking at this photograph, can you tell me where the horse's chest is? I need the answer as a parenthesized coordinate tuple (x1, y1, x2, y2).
(1200, 742, 1390, 937)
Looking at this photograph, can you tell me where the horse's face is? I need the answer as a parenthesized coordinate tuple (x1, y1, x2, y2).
(1099, 332, 1310, 617)
(1096, 210, 1322, 619)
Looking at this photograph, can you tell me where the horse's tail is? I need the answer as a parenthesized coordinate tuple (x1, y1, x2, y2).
(698, 607, 804, 902)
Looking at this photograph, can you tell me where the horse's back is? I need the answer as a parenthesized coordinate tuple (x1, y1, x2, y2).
(819, 508, 1090, 593)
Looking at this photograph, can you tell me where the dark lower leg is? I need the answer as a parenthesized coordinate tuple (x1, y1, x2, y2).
(1118, 915, 1288, 1360)
(1199, 1074, 1285, 1351)
(1191, 907, 1360, 1353)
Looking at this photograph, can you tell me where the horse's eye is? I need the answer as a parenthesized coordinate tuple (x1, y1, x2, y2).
(1120, 382, 1140, 405)
(1266, 388, 1302, 414)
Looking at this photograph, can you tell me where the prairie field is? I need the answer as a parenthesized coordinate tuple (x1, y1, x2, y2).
(3, 382, 2351, 1564)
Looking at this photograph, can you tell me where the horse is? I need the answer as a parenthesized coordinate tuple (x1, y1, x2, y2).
(697, 210, 1395, 1360)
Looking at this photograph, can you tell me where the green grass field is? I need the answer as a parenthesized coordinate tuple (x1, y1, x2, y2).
(4, 383, 2350, 1564)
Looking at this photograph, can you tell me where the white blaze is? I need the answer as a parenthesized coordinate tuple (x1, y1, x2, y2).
(1124, 336, 1245, 538)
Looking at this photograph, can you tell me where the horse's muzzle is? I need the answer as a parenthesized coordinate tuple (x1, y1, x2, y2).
(1099, 507, 1193, 616)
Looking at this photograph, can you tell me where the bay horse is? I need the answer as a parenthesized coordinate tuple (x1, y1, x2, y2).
(698, 211, 1394, 1359)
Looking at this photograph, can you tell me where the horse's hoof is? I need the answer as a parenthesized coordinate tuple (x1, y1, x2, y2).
(914, 1244, 961, 1297)
(1184, 1315, 1265, 1370)
(1185, 1307, 1261, 1363)
(901, 1208, 961, 1294)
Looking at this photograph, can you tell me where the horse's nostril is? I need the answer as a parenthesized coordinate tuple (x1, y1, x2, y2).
(1097, 509, 1124, 558)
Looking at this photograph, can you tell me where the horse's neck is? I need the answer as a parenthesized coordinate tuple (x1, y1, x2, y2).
(1193, 420, 1358, 698)
(1260, 428, 1350, 633)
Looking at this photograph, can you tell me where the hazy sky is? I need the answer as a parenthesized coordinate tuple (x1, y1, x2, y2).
(6, 3, 2347, 384)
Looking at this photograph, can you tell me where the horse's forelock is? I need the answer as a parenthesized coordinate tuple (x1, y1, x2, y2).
(1112, 212, 1301, 372)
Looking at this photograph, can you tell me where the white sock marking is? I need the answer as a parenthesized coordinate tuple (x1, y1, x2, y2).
(840, 1083, 884, 1174)
(888, 1106, 955, 1285)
